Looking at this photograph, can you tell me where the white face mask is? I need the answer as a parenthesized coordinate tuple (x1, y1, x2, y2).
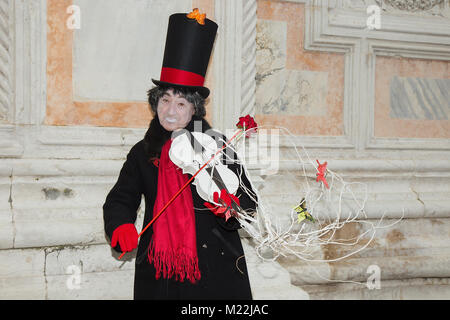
(157, 89, 195, 131)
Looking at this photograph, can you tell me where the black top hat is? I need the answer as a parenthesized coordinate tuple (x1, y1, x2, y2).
(151, 10, 218, 99)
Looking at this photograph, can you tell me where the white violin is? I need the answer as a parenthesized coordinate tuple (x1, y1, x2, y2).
(169, 130, 240, 206)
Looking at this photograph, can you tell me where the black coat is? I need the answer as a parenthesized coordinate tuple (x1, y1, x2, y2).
(103, 122, 257, 300)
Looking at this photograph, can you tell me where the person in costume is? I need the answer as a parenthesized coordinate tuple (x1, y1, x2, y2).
(103, 10, 258, 300)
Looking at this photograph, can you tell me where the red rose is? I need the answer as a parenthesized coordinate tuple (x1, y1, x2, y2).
(236, 114, 258, 137)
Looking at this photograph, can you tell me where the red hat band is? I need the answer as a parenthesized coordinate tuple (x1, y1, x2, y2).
(160, 67, 205, 87)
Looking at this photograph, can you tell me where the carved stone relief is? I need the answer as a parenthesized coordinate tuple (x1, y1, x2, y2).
(0, 0, 11, 123)
(344, 0, 449, 16)
(376, 0, 444, 11)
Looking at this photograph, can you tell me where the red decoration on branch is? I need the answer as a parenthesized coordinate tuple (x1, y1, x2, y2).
(316, 160, 329, 189)
(204, 189, 240, 221)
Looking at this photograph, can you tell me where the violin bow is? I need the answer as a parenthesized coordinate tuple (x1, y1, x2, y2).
(118, 129, 242, 260)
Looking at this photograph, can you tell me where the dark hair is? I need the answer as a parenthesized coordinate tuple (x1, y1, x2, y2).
(143, 86, 211, 162)
(146, 85, 206, 118)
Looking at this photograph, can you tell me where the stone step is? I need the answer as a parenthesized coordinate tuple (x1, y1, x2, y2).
(301, 278, 450, 300)
(242, 239, 309, 300)
(279, 253, 450, 286)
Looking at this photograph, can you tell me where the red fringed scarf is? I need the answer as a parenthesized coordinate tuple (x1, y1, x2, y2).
(148, 138, 201, 284)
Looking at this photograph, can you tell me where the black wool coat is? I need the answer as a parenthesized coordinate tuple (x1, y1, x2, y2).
(103, 119, 258, 300)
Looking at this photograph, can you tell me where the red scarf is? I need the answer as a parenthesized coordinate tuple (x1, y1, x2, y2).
(148, 138, 201, 283)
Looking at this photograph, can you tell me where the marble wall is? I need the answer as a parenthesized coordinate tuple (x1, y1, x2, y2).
(250, 0, 450, 300)
(256, 19, 329, 116)
(46, 0, 215, 127)
(375, 56, 450, 138)
(254, 1, 345, 136)
(255, 0, 450, 140)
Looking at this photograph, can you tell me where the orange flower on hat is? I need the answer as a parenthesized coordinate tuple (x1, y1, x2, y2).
(187, 8, 206, 25)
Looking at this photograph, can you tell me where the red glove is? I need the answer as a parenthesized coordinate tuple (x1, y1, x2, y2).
(111, 223, 138, 252)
